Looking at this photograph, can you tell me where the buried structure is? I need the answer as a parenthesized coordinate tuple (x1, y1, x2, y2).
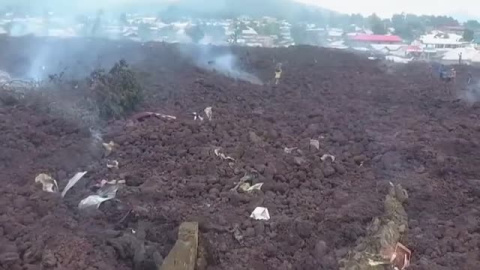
(0, 37, 480, 269)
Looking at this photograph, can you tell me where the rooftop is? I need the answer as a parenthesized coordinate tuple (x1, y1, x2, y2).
(350, 34, 402, 43)
(242, 27, 257, 35)
(420, 32, 465, 45)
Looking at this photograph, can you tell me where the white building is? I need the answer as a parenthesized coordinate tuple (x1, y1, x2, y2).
(327, 28, 343, 41)
(278, 21, 294, 47)
(442, 45, 480, 63)
(419, 32, 467, 51)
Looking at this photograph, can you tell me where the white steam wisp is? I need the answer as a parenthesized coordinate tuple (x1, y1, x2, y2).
(181, 45, 262, 85)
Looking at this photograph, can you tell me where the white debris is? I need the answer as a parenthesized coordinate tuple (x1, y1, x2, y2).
(233, 224, 244, 243)
(97, 181, 121, 198)
(35, 174, 58, 193)
(193, 112, 204, 121)
(310, 139, 320, 150)
(106, 160, 119, 169)
(239, 182, 264, 193)
(102, 141, 116, 156)
(367, 259, 387, 266)
(204, 107, 213, 121)
(321, 154, 336, 162)
(78, 195, 114, 210)
(97, 179, 126, 188)
(79, 180, 123, 209)
(214, 148, 235, 161)
(156, 113, 176, 120)
(231, 174, 254, 191)
(250, 207, 270, 220)
(0, 70, 11, 83)
(61, 171, 87, 198)
(134, 112, 176, 121)
(284, 147, 298, 154)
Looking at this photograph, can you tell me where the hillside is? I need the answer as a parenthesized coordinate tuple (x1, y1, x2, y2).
(139, 0, 336, 22)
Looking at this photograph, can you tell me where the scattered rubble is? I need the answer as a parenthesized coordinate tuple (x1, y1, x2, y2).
(204, 107, 213, 121)
(250, 207, 270, 220)
(231, 173, 257, 192)
(232, 224, 244, 243)
(1, 39, 478, 270)
(160, 222, 199, 270)
(239, 182, 263, 193)
(35, 174, 58, 193)
(310, 139, 320, 150)
(132, 111, 176, 121)
(284, 147, 298, 154)
(321, 154, 336, 162)
(103, 141, 116, 157)
(61, 171, 88, 198)
(193, 112, 204, 121)
(78, 195, 114, 210)
(79, 179, 124, 209)
(339, 183, 410, 270)
(213, 148, 235, 161)
(106, 160, 119, 169)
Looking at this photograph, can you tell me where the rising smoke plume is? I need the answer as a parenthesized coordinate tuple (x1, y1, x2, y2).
(459, 80, 480, 105)
(179, 44, 263, 85)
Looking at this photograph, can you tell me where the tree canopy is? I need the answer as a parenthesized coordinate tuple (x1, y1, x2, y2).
(368, 14, 386, 35)
(185, 25, 205, 43)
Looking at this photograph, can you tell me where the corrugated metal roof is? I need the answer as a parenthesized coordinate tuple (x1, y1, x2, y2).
(351, 34, 402, 43)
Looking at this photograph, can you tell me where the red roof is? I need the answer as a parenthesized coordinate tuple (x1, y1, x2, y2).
(351, 34, 402, 43)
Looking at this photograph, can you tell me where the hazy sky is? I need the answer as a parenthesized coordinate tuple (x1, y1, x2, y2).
(296, 0, 478, 19)
(3, 0, 478, 20)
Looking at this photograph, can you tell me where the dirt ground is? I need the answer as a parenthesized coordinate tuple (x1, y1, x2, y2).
(1, 36, 480, 270)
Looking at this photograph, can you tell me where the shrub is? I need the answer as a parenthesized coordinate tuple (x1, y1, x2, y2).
(89, 60, 143, 119)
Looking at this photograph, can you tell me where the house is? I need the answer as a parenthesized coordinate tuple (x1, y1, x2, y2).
(419, 32, 467, 50)
(405, 45, 423, 57)
(278, 21, 294, 47)
(442, 45, 480, 63)
(327, 28, 343, 41)
(237, 27, 258, 46)
(439, 26, 465, 36)
(349, 34, 403, 45)
(238, 27, 273, 47)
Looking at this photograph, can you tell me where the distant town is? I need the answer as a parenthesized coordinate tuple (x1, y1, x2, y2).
(2, 11, 480, 64)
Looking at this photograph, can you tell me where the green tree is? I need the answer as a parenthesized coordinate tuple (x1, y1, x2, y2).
(255, 22, 281, 36)
(463, 28, 474, 41)
(138, 23, 152, 41)
(368, 13, 386, 34)
(203, 25, 226, 40)
(185, 25, 205, 43)
(119, 13, 128, 26)
(75, 15, 91, 36)
(465, 20, 480, 30)
(89, 60, 143, 120)
(229, 19, 245, 44)
(349, 13, 365, 28)
(328, 13, 350, 28)
(290, 23, 307, 45)
(91, 9, 104, 37)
